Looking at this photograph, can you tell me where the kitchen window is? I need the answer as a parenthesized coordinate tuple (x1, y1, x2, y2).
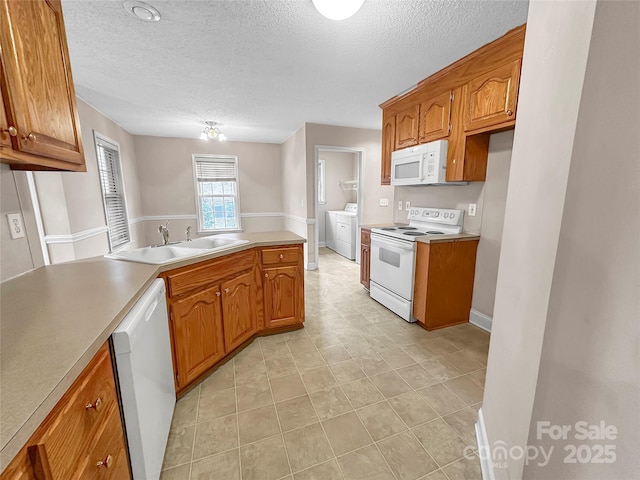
(193, 155, 241, 232)
(94, 132, 130, 251)
(317, 159, 326, 204)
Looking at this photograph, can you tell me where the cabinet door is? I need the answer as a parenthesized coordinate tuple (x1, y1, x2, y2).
(263, 266, 302, 328)
(395, 105, 420, 149)
(381, 113, 395, 185)
(170, 286, 225, 388)
(0, 0, 85, 167)
(419, 91, 452, 143)
(221, 270, 257, 352)
(464, 59, 521, 132)
(0, 83, 11, 148)
(360, 244, 370, 290)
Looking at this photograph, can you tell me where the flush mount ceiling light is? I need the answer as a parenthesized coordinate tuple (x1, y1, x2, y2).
(123, 0, 161, 22)
(199, 121, 227, 142)
(312, 0, 365, 20)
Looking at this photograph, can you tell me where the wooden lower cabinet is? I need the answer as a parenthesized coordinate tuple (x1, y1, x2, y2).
(222, 270, 258, 351)
(412, 240, 479, 330)
(170, 285, 226, 389)
(0, 343, 130, 480)
(164, 244, 304, 393)
(360, 228, 371, 290)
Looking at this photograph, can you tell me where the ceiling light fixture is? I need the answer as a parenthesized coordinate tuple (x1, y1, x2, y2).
(123, 0, 161, 22)
(199, 121, 227, 142)
(312, 0, 365, 20)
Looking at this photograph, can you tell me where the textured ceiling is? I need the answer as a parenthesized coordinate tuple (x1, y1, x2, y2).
(62, 0, 529, 143)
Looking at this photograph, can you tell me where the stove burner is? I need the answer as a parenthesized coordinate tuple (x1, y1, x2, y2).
(425, 231, 444, 234)
(403, 232, 427, 236)
(397, 226, 417, 230)
(380, 227, 397, 231)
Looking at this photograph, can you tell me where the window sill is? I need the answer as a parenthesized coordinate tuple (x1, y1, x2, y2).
(197, 229, 244, 235)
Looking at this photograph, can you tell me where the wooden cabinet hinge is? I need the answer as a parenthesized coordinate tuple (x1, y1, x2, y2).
(169, 311, 174, 322)
(450, 92, 454, 102)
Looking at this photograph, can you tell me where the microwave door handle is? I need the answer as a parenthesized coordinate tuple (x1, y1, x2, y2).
(419, 154, 426, 181)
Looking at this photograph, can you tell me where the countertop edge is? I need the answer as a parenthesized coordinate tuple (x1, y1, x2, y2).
(0, 232, 306, 471)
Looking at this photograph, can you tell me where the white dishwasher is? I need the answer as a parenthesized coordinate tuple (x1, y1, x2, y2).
(113, 279, 175, 480)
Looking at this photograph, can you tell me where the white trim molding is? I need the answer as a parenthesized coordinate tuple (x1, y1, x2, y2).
(305, 262, 318, 270)
(284, 213, 316, 225)
(470, 309, 493, 332)
(44, 225, 109, 244)
(135, 214, 198, 222)
(241, 212, 285, 218)
(476, 408, 496, 480)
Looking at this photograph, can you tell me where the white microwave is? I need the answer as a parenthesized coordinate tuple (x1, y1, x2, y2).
(390, 140, 466, 186)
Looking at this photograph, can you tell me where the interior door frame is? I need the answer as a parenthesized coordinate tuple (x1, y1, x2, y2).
(313, 145, 365, 268)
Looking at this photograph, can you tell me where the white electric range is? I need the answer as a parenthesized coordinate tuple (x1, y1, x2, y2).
(369, 207, 464, 322)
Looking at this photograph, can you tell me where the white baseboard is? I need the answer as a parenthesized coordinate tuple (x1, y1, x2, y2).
(470, 309, 493, 332)
(318, 241, 326, 247)
(476, 408, 495, 480)
(306, 262, 318, 271)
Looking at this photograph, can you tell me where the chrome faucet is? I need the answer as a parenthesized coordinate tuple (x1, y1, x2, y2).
(185, 226, 192, 242)
(158, 221, 170, 245)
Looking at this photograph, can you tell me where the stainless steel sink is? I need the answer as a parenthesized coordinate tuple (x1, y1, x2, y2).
(104, 237, 250, 265)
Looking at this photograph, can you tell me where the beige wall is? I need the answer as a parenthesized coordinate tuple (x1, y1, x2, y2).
(524, 1, 640, 477)
(481, 1, 599, 479)
(134, 134, 284, 243)
(34, 98, 145, 261)
(318, 150, 357, 243)
(0, 166, 41, 281)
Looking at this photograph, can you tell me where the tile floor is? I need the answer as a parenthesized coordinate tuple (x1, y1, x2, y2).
(161, 248, 488, 480)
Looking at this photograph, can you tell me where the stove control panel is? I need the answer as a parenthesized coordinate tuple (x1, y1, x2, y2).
(407, 207, 464, 226)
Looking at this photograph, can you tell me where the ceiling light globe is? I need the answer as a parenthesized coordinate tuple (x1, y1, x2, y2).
(199, 132, 208, 141)
(218, 134, 227, 142)
(312, 0, 365, 20)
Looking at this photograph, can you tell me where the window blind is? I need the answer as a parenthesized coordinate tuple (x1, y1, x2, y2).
(95, 137, 130, 250)
(193, 155, 241, 232)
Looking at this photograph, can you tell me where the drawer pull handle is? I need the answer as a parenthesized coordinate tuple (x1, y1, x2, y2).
(264, 273, 269, 278)
(506, 110, 513, 116)
(96, 454, 113, 469)
(215, 291, 221, 297)
(85, 397, 103, 411)
(279, 254, 284, 259)
(224, 288, 230, 293)
(5, 126, 18, 137)
(23, 132, 37, 142)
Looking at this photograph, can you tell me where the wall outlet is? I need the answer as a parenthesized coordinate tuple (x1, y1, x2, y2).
(398, 201, 403, 210)
(405, 201, 411, 211)
(469, 203, 477, 216)
(379, 198, 389, 207)
(7, 213, 25, 239)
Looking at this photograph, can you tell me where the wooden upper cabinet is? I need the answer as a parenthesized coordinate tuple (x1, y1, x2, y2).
(381, 113, 395, 185)
(0, 0, 86, 171)
(170, 285, 225, 389)
(464, 59, 521, 132)
(395, 104, 420, 149)
(221, 270, 257, 352)
(418, 90, 452, 143)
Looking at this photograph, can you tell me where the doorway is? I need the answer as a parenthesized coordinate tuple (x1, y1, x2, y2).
(313, 146, 364, 268)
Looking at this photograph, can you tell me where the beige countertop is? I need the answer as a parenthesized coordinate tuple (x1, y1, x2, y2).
(0, 231, 305, 470)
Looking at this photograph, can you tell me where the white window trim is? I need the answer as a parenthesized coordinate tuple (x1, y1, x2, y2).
(93, 131, 131, 252)
(192, 154, 242, 234)
(317, 158, 326, 205)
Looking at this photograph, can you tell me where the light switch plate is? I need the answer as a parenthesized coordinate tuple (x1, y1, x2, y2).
(469, 203, 477, 216)
(405, 201, 411, 211)
(398, 201, 403, 210)
(379, 198, 389, 207)
(7, 213, 25, 239)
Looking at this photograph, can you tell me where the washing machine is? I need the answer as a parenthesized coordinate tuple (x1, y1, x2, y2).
(325, 203, 358, 260)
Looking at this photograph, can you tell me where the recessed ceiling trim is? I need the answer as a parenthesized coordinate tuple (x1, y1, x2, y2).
(123, 0, 161, 22)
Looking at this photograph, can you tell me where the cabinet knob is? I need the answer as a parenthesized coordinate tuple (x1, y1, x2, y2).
(96, 454, 113, 469)
(224, 288, 230, 293)
(506, 110, 513, 116)
(264, 273, 269, 278)
(85, 397, 102, 411)
(215, 291, 221, 297)
(23, 132, 37, 142)
(279, 254, 284, 259)
(5, 126, 18, 137)
(452, 159, 456, 164)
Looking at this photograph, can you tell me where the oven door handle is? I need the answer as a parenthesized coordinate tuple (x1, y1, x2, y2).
(371, 234, 415, 251)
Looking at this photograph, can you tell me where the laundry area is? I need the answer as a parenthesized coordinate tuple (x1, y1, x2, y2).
(317, 149, 360, 261)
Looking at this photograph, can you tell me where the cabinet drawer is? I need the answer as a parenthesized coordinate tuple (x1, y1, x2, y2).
(77, 408, 130, 480)
(167, 250, 254, 297)
(28, 343, 119, 479)
(361, 228, 370, 246)
(261, 246, 300, 265)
